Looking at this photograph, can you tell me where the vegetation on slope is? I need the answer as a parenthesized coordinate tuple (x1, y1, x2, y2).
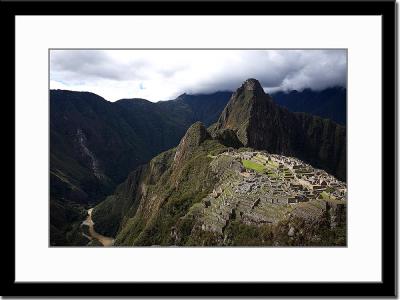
(242, 159, 266, 173)
(50, 197, 88, 246)
(114, 138, 227, 246)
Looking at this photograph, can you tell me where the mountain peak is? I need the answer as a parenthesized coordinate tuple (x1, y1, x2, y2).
(234, 78, 267, 100)
(184, 121, 209, 143)
(242, 78, 263, 92)
(212, 78, 272, 145)
(173, 122, 210, 166)
(176, 93, 187, 100)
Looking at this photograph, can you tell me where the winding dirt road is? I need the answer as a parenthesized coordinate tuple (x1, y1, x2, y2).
(82, 208, 114, 246)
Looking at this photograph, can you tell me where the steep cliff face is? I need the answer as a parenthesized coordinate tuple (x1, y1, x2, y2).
(214, 79, 267, 145)
(213, 79, 346, 180)
(92, 149, 175, 237)
(173, 122, 210, 171)
(91, 164, 149, 237)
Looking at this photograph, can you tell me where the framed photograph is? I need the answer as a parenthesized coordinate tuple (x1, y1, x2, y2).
(3, 0, 396, 297)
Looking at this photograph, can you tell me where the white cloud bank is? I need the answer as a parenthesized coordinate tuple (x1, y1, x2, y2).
(50, 49, 347, 102)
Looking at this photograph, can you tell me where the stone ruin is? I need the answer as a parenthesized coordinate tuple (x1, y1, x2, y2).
(197, 149, 347, 235)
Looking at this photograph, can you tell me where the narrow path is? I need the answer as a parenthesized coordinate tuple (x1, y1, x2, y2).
(82, 208, 115, 246)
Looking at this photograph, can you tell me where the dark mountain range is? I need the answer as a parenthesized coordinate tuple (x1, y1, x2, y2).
(170, 92, 233, 126)
(271, 87, 346, 125)
(212, 79, 346, 181)
(50, 90, 232, 202)
(50, 90, 231, 245)
(50, 80, 347, 246)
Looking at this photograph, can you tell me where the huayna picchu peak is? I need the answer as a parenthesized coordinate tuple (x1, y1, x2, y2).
(242, 78, 265, 92)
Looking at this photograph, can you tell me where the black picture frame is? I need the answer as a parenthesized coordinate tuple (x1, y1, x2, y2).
(1, 0, 396, 297)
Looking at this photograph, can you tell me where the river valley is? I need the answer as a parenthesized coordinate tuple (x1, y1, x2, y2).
(81, 208, 114, 246)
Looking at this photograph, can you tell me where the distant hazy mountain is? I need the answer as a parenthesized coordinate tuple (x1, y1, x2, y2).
(170, 92, 233, 126)
(271, 87, 346, 125)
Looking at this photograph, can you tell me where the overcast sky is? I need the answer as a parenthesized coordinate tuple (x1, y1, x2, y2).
(50, 49, 347, 102)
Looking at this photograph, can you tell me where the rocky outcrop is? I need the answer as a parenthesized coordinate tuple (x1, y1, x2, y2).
(91, 164, 148, 237)
(76, 128, 108, 181)
(213, 79, 346, 181)
(213, 128, 244, 148)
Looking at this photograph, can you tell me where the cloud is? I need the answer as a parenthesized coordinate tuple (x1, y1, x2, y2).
(50, 49, 347, 102)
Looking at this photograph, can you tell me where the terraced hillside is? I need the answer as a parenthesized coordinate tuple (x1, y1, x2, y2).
(191, 150, 346, 245)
